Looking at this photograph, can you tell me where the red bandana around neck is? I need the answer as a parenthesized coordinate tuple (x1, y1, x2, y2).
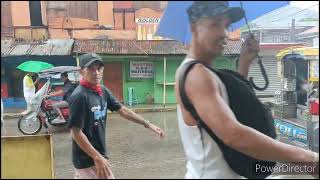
(80, 79, 103, 96)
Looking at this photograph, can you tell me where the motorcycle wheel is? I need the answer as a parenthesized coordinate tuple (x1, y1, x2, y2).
(18, 114, 42, 135)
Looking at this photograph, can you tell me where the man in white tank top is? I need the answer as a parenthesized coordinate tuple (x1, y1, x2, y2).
(175, 1, 319, 179)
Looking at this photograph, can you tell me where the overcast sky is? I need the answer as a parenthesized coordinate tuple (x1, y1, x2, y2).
(290, 1, 319, 12)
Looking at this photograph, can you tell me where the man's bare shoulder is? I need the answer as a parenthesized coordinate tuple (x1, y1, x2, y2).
(186, 63, 219, 91)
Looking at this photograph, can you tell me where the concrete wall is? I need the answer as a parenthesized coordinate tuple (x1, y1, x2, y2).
(98, 1, 114, 27)
(123, 60, 155, 105)
(11, 1, 30, 26)
(99, 55, 238, 105)
(5, 1, 168, 40)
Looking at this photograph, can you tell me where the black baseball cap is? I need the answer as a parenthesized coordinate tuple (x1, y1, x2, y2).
(187, 1, 244, 24)
(79, 53, 104, 68)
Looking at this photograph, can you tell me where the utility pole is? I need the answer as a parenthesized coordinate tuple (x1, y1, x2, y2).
(290, 19, 296, 43)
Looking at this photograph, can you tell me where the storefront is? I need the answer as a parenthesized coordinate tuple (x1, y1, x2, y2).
(73, 39, 242, 105)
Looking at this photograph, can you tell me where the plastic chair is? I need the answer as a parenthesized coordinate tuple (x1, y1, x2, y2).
(128, 87, 138, 106)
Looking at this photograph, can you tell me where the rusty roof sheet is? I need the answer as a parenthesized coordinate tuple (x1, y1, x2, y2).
(73, 40, 187, 55)
(2, 39, 242, 57)
(73, 39, 242, 55)
(1, 39, 74, 57)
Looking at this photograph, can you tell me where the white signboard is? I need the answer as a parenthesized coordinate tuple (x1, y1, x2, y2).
(310, 60, 319, 79)
(130, 62, 154, 78)
(135, 18, 160, 24)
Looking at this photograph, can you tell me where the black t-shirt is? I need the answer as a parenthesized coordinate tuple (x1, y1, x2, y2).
(62, 79, 76, 102)
(67, 85, 122, 169)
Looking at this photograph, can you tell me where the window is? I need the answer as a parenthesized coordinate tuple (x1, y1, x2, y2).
(273, 36, 280, 43)
(114, 8, 135, 30)
(68, 1, 98, 21)
(46, 1, 98, 21)
(272, 34, 289, 43)
(29, 1, 43, 26)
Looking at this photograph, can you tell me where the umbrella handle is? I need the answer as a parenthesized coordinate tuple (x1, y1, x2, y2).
(249, 56, 269, 91)
(240, 1, 270, 91)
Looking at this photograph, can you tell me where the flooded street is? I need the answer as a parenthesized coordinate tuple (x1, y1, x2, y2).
(2, 111, 186, 179)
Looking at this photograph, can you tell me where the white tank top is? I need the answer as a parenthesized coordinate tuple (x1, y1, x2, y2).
(177, 59, 242, 179)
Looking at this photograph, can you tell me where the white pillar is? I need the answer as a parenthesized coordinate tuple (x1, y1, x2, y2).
(163, 57, 167, 107)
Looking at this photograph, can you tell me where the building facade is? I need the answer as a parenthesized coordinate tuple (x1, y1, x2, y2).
(1, 1, 242, 108)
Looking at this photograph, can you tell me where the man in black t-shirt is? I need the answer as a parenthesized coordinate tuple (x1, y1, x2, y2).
(68, 53, 165, 179)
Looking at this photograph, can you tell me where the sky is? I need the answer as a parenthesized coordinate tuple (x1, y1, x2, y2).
(290, 1, 319, 12)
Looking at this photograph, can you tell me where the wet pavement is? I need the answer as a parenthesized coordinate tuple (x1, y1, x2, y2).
(1, 111, 317, 179)
(1, 112, 186, 179)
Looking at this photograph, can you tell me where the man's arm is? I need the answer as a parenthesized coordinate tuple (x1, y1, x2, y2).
(48, 89, 64, 97)
(70, 127, 104, 161)
(238, 59, 251, 79)
(117, 106, 150, 127)
(238, 34, 260, 79)
(33, 77, 40, 85)
(186, 64, 316, 163)
(117, 106, 165, 138)
(70, 127, 112, 178)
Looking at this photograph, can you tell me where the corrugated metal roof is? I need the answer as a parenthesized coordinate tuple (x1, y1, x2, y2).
(1, 39, 74, 57)
(73, 39, 242, 55)
(1, 39, 14, 57)
(298, 26, 319, 35)
(2, 39, 242, 57)
(73, 40, 187, 55)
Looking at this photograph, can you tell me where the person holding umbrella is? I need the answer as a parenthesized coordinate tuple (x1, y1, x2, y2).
(17, 61, 54, 111)
(23, 72, 40, 111)
(174, 1, 318, 179)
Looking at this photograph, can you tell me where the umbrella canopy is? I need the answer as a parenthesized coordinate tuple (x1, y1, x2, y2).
(156, 1, 289, 44)
(17, 61, 54, 73)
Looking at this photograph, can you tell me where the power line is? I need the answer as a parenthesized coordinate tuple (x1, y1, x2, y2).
(243, 2, 293, 26)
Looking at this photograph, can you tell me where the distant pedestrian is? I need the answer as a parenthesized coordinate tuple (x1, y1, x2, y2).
(23, 72, 39, 111)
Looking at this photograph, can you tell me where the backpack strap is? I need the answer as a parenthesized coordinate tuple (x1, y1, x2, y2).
(178, 60, 220, 142)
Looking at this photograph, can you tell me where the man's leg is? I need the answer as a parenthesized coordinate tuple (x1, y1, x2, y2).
(54, 107, 65, 120)
(51, 101, 68, 122)
(25, 98, 32, 111)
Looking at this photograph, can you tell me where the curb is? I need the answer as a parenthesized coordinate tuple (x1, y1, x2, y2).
(3, 114, 23, 119)
(3, 107, 177, 119)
